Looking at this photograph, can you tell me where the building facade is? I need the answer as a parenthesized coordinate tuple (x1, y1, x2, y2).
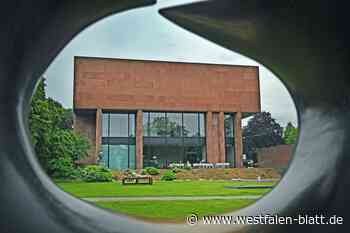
(73, 57, 261, 170)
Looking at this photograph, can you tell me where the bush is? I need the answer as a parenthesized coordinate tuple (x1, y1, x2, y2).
(81, 165, 113, 182)
(49, 157, 81, 179)
(42, 130, 90, 178)
(184, 165, 192, 171)
(29, 79, 90, 179)
(161, 170, 176, 181)
(145, 167, 160, 176)
(141, 169, 147, 175)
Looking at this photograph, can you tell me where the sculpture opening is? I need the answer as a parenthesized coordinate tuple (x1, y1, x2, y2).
(29, 0, 298, 223)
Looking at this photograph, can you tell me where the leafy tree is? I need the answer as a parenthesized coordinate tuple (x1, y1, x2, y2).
(29, 78, 90, 178)
(243, 112, 284, 161)
(284, 122, 299, 144)
(61, 108, 74, 130)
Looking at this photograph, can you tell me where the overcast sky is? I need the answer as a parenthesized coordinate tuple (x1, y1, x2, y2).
(44, 0, 298, 127)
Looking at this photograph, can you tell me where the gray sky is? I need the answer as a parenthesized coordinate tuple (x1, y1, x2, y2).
(44, 0, 298, 127)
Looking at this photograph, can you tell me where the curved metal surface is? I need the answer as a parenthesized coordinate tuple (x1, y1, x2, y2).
(0, 0, 349, 233)
(160, 0, 350, 232)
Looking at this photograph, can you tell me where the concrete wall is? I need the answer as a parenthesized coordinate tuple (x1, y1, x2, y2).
(256, 144, 294, 169)
(73, 111, 97, 163)
(74, 57, 260, 113)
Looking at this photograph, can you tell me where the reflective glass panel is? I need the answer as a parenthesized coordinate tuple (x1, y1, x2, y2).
(143, 112, 149, 137)
(129, 114, 136, 137)
(109, 113, 128, 137)
(167, 112, 183, 137)
(225, 144, 235, 166)
(184, 146, 202, 164)
(224, 114, 234, 138)
(129, 145, 136, 169)
(199, 113, 206, 137)
(143, 144, 184, 168)
(100, 144, 109, 167)
(102, 113, 109, 137)
(183, 113, 198, 137)
(143, 112, 207, 167)
(149, 112, 167, 136)
(109, 144, 128, 170)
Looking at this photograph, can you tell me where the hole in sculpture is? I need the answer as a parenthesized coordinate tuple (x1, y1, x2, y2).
(29, 1, 298, 224)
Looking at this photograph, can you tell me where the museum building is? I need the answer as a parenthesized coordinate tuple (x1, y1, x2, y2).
(73, 57, 261, 170)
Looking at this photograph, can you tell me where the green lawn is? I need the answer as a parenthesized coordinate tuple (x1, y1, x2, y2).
(57, 180, 275, 198)
(94, 199, 255, 222)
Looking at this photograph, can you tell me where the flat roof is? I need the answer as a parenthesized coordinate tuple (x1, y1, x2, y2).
(74, 56, 259, 69)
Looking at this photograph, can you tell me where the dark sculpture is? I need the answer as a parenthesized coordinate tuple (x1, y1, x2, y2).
(0, 0, 349, 232)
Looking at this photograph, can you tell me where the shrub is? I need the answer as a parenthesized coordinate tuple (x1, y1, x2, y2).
(49, 157, 81, 179)
(161, 170, 176, 181)
(81, 165, 113, 182)
(145, 167, 160, 176)
(29, 78, 90, 179)
(141, 169, 147, 175)
(184, 165, 192, 171)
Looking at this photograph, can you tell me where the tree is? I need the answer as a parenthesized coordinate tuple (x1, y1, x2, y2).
(243, 112, 284, 161)
(29, 78, 90, 178)
(284, 122, 299, 144)
(149, 117, 189, 136)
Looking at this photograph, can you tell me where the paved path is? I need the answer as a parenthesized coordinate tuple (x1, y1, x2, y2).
(83, 195, 262, 202)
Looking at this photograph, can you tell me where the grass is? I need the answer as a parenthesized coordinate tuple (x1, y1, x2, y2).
(57, 180, 275, 198)
(56, 180, 274, 222)
(94, 199, 255, 223)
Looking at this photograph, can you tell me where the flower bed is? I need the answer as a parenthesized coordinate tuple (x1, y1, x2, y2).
(112, 168, 281, 181)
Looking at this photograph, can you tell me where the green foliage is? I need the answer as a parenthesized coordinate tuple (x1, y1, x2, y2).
(141, 169, 147, 175)
(145, 167, 160, 175)
(283, 122, 299, 145)
(29, 78, 90, 178)
(49, 157, 82, 179)
(243, 112, 284, 161)
(184, 164, 192, 170)
(82, 165, 113, 182)
(161, 170, 176, 181)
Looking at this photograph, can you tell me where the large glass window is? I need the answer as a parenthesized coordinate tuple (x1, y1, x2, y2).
(101, 112, 136, 170)
(149, 112, 166, 136)
(109, 114, 128, 137)
(183, 113, 199, 137)
(167, 112, 182, 137)
(143, 112, 206, 168)
(224, 113, 235, 167)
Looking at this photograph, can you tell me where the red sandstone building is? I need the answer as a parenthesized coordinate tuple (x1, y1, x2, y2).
(73, 57, 261, 170)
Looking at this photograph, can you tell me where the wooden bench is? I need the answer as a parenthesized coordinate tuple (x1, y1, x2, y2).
(122, 176, 153, 185)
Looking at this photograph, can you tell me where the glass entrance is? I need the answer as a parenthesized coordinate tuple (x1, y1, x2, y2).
(143, 112, 206, 168)
(101, 112, 136, 170)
